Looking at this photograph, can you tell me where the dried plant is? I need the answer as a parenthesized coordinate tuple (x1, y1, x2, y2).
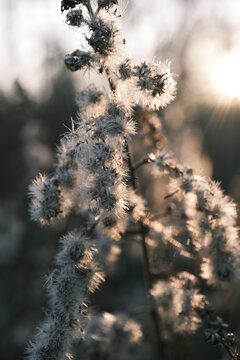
(26, 1, 240, 359)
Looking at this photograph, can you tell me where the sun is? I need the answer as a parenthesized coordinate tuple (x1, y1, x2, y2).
(213, 50, 240, 100)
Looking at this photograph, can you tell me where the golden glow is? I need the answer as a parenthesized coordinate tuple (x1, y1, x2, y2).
(213, 50, 240, 100)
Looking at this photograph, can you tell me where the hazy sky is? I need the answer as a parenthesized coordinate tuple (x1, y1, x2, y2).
(1, 0, 240, 97)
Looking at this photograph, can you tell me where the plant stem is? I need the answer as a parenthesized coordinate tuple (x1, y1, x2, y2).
(133, 157, 151, 171)
(86, 0, 94, 19)
(125, 140, 168, 360)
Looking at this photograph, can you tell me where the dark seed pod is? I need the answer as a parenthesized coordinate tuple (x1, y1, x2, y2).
(66, 9, 84, 27)
(64, 50, 92, 71)
(61, 0, 83, 12)
(87, 18, 114, 55)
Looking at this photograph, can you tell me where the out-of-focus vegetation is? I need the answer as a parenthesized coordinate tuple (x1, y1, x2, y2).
(0, 60, 78, 359)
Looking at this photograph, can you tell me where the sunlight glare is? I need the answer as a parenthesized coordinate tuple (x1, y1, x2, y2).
(213, 50, 240, 100)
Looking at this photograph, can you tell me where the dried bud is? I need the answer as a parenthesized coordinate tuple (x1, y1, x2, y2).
(87, 18, 115, 55)
(119, 59, 132, 80)
(66, 9, 84, 27)
(205, 329, 221, 344)
(76, 85, 104, 113)
(29, 174, 62, 225)
(61, 0, 86, 12)
(196, 299, 213, 318)
(64, 50, 93, 71)
(224, 333, 237, 350)
(135, 62, 172, 97)
(97, 0, 118, 10)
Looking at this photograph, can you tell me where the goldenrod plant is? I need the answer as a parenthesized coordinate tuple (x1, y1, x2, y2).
(26, 1, 240, 359)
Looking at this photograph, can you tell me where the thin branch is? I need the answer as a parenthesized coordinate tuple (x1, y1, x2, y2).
(125, 140, 137, 190)
(133, 157, 152, 171)
(150, 267, 175, 281)
(165, 236, 196, 259)
(164, 189, 179, 199)
(130, 305, 152, 316)
(124, 228, 142, 236)
(86, 0, 94, 19)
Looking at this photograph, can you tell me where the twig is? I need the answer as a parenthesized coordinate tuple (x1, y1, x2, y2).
(164, 189, 179, 199)
(130, 305, 152, 316)
(133, 157, 152, 171)
(165, 236, 196, 259)
(125, 140, 137, 190)
(86, 0, 94, 19)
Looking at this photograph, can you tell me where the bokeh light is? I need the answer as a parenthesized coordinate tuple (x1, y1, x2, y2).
(213, 50, 240, 100)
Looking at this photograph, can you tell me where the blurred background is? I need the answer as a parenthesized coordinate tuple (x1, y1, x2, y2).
(1, 0, 240, 359)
